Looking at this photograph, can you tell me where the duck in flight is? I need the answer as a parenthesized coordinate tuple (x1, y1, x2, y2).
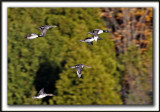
(36, 25, 57, 37)
(71, 64, 91, 78)
(32, 88, 53, 99)
(87, 29, 109, 42)
(25, 33, 43, 39)
(80, 37, 95, 45)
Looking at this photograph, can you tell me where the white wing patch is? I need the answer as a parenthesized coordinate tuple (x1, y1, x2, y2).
(94, 36, 98, 42)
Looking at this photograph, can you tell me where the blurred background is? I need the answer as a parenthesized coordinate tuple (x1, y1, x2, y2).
(8, 8, 152, 105)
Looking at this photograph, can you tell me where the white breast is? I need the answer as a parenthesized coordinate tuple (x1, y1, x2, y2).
(98, 30, 103, 34)
(27, 35, 38, 39)
(34, 95, 46, 99)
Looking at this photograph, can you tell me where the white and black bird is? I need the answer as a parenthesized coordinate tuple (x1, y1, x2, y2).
(25, 33, 43, 39)
(32, 88, 53, 99)
(80, 37, 95, 45)
(87, 29, 109, 42)
(71, 64, 91, 78)
(36, 25, 57, 37)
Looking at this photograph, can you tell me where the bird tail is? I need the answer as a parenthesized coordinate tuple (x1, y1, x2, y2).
(32, 96, 36, 99)
(51, 25, 57, 28)
(98, 37, 103, 40)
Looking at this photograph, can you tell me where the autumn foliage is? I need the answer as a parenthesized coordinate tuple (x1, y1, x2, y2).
(101, 8, 152, 104)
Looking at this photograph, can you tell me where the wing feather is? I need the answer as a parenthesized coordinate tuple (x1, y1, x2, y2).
(38, 88, 45, 95)
(84, 65, 91, 68)
(93, 30, 99, 36)
(41, 29, 47, 37)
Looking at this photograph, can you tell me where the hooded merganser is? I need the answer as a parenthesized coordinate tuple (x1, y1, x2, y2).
(36, 25, 57, 37)
(87, 29, 109, 42)
(71, 64, 91, 78)
(32, 88, 53, 99)
(88, 29, 109, 36)
(80, 37, 95, 45)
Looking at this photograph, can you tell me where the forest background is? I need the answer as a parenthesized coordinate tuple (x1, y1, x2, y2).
(8, 8, 152, 105)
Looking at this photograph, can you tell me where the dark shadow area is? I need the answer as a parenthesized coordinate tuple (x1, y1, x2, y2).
(33, 59, 66, 104)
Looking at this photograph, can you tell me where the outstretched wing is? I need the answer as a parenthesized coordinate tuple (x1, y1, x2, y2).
(71, 66, 76, 68)
(84, 65, 92, 68)
(48, 25, 57, 29)
(76, 68, 82, 78)
(25, 34, 32, 38)
(93, 30, 99, 36)
(40, 29, 48, 37)
(38, 88, 45, 95)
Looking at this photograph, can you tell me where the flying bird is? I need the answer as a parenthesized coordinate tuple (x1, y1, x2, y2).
(71, 64, 91, 78)
(80, 37, 95, 45)
(32, 88, 53, 99)
(87, 29, 109, 42)
(36, 25, 57, 37)
(25, 33, 42, 39)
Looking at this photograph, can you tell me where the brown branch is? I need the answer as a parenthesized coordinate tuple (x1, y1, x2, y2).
(134, 8, 150, 39)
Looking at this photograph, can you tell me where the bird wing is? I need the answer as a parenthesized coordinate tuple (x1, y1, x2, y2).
(93, 30, 99, 36)
(38, 88, 45, 95)
(41, 29, 48, 37)
(25, 34, 32, 38)
(84, 65, 92, 68)
(76, 68, 82, 78)
(48, 25, 57, 29)
(85, 37, 93, 39)
(71, 66, 75, 68)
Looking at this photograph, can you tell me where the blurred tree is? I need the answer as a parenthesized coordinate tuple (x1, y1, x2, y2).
(101, 8, 153, 104)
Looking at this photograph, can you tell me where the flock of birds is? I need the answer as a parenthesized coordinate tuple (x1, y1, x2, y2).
(25, 25, 109, 99)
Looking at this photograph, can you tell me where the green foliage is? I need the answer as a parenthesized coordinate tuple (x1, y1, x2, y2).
(8, 8, 122, 105)
(52, 34, 122, 104)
